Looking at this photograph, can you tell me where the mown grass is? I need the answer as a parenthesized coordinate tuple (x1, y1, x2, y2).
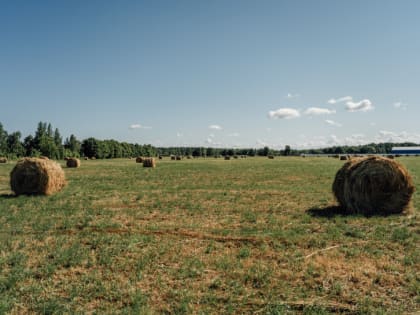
(0, 157, 419, 314)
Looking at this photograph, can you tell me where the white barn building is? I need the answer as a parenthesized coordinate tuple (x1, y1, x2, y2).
(391, 147, 420, 155)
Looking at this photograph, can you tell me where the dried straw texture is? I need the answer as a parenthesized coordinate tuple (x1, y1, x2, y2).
(333, 156, 414, 215)
(66, 158, 80, 168)
(136, 157, 144, 163)
(0, 157, 7, 163)
(143, 158, 156, 168)
(10, 158, 66, 196)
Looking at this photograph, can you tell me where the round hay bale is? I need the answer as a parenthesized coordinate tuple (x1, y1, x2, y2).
(0, 157, 7, 163)
(340, 155, 348, 160)
(176, 156, 182, 160)
(143, 158, 156, 168)
(224, 156, 231, 160)
(333, 156, 414, 215)
(84, 157, 89, 160)
(10, 157, 66, 196)
(332, 158, 361, 209)
(136, 157, 144, 163)
(66, 158, 80, 168)
(268, 155, 274, 159)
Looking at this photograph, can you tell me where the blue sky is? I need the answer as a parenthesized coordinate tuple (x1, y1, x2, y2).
(1, 0, 419, 149)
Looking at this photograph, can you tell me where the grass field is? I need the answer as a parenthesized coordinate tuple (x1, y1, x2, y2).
(0, 157, 419, 314)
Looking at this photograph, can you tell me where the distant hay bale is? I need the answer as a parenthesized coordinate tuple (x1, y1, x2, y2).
(340, 155, 348, 160)
(170, 155, 176, 160)
(158, 156, 163, 160)
(0, 157, 7, 163)
(187, 155, 192, 159)
(233, 155, 239, 159)
(332, 156, 414, 215)
(143, 158, 156, 168)
(268, 155, 274, 159)
(176, 156, 182, 160)
(84, 157, 88, 160)
(66, 158, 80, 168)
(10, 157, 66, 196)
(136, 157, 144, 163)
(90, 157, 96, 160)
(224, 156, 231, 160)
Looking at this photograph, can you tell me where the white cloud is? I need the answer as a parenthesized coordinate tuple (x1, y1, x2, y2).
(345, 99, 374, 112)
(256, 139, 270, 147)
(376, 130, 420, 143)
(228, 132, 240, 137)
(209, 124, 223, 130)
(268, 108, 300, 119)
(393, 102, 407, 110)
(129, 124, 152, 129)
(286, 93, 299, 99)
(176, 132, 183, 137)
(304, 107, 336, 115)
(327, 96, 352, 104)
(325, 119, 342, 127)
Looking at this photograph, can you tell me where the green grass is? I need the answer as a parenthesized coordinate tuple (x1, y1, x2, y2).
(0, 157, 419, 314)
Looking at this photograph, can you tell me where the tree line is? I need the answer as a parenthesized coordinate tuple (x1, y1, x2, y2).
(0, 121, 417, 160)
(0, 122, 156, 159)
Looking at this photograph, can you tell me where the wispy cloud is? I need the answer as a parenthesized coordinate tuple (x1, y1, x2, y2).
(286, 93, 299, 99)
(228, 132, 240, 137)
(376, 130, 420, 143)
(304, 107, 336, 115)
(209, 124, 223, 130)
(345, 99, 373, 112)
(129, 124, 152, 129)
(268, 108, 300, 119)
(325, 119, 342, 127)
(327, 96, 352, 104)
(176, 132, 183, 137)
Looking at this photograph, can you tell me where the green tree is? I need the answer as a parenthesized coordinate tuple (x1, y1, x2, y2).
(7, 131, 25, 157)
(0, 122, 8, 155)
(284, 145, 291, 156)
(64, 134, 81, 157)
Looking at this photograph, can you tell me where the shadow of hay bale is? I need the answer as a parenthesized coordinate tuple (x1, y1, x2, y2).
(306, 206, 349, 218)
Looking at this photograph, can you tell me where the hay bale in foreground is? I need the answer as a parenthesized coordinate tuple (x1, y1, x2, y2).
(0, 157, 7, 163)
(136, 157, 144, 163)
(333, 156, 414, 215)
(10, 157, 66, 195)
(66, 158, 80, 168)
(143, 158, 156, 168)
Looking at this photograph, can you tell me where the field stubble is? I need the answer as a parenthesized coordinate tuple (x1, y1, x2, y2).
(0, 157, 418, 314)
